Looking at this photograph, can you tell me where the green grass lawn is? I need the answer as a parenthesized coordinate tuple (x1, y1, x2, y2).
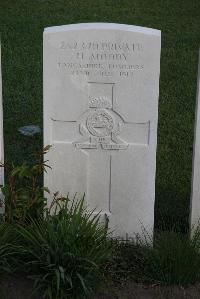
(0, 0, 200, 232)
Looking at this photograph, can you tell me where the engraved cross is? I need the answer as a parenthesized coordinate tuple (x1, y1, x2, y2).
(52, 82, 150, 217)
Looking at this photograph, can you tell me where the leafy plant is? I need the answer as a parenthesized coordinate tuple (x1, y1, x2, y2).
(0, 146, 51, 224)
(0, 223, 17, 275)
(17, 196, 111, 299)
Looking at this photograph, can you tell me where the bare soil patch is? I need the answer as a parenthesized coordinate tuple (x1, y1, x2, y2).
(1, 276, 200, 299)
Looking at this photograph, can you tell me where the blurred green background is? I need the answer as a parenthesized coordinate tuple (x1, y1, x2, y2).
(0, 0, 200, 231)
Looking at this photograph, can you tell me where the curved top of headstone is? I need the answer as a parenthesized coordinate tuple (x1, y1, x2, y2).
(44, 23, 160, 36)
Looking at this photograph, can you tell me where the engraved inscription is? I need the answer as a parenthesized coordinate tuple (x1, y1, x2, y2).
(59, 41, 143, 52)
(57, 39, 144, 78)
(102, 144, 128, 150)
(75, 143, 98, 149)
(58, 62, 143, 78)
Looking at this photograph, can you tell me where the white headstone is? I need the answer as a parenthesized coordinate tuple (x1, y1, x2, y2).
(0, 44, 4, 212)
(190, 51, 200, 231)
(44, 23, 161, 238)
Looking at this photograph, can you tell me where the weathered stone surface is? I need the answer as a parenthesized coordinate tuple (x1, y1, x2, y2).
(44, 23, 161, 238)
(190, 51, 200, 231)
